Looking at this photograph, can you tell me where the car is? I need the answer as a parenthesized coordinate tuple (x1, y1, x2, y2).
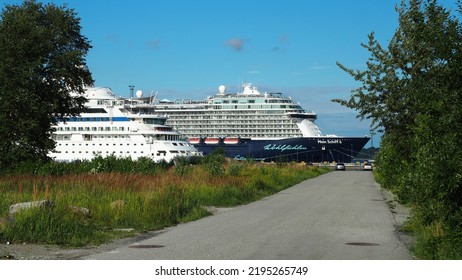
(335, 163, 346, 171)
(363, 162, 373, 171)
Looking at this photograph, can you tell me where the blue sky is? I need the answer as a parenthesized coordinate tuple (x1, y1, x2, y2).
(2, 0, 459, 146)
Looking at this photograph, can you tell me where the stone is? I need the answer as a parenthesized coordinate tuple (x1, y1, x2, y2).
(8, 200, 54, 217)
(110, 200, 127, 210)
(69, 206, 91, 217)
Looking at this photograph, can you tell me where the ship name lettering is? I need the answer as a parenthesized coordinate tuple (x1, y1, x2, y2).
(317, 139, 342, 144)
(263, 144, 307, 152)
(234, 155, 246, 161)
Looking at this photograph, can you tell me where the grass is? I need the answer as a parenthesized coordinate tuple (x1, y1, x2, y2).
(0, 159, 328, 247)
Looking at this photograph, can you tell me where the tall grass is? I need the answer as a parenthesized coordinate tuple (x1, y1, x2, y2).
(0, 157, 328, 247)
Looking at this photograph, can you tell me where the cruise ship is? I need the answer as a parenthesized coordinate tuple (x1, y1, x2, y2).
(49, 87, 202, 162)
(152, 83, 370, 163)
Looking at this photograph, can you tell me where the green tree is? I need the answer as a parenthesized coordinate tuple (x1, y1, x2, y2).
(0, 0, 93, 169)
(334, 0, 462, 258)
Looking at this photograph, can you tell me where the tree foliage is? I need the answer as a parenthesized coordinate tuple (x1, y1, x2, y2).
(334, 0, 462, 258)
(0, 0, 93, 169)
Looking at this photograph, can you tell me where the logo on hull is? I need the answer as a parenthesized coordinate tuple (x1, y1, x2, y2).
(263, 144, 308, 152)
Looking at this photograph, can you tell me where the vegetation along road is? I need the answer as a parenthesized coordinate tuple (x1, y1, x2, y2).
(84, 171, 411, 260)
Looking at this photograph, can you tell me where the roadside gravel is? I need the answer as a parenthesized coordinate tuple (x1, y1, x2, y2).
(378, 183, 415, 257)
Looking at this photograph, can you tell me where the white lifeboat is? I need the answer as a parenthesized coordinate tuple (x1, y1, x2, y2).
(224, 137, 239, 144)
(204, 137, 220, 144)
(188, 137, 200, 144)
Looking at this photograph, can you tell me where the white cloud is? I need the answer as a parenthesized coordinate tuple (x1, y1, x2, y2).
(225, 38, 244, 52)
(147, 38, 161, 50)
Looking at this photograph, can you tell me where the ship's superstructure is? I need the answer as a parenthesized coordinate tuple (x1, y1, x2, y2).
(49, 87, 202, 162)
(155, 84, 321, 139)
(151, 84, 369, 163)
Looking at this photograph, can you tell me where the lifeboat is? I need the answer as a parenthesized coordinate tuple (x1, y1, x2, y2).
(224, 137, 239, 144)
(188, 137, 200, 144)
(204, 137, 220, 144)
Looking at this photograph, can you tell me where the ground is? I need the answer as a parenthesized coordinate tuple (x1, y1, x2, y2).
(0, 186, 414, 260)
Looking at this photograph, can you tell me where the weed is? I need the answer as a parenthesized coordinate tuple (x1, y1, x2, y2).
(0, 159, 326, 247)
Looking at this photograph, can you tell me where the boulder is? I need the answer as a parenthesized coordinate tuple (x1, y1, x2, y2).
(69, 206, 91, 217)
(8, 200, 54, 217)
(110, 200, 127, 210)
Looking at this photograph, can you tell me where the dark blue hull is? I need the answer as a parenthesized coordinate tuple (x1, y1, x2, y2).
(194, 137, 370, 163)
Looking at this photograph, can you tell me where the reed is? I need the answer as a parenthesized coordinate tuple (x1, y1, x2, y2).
(0, 157, 328, 247)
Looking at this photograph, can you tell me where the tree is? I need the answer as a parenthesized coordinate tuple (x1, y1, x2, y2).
(334, 0, 462, 258)
(0, 0, 93, 169)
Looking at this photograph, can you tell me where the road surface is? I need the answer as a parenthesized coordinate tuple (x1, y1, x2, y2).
(84, 171, 411, 260)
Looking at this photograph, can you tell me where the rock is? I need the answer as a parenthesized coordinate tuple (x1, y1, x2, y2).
(69, 206, 91, 217)
(8, 200, 54, 217)
(110, 200, 127, 210)
(112, 228, 135, 232)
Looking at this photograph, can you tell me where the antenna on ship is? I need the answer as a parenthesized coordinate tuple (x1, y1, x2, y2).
(129, 85, 135, 99)
(150, 91, 158, 104)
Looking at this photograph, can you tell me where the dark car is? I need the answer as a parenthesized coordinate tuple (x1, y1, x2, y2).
(363, 162, 373, 171)
(335, 163, 346, 171)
